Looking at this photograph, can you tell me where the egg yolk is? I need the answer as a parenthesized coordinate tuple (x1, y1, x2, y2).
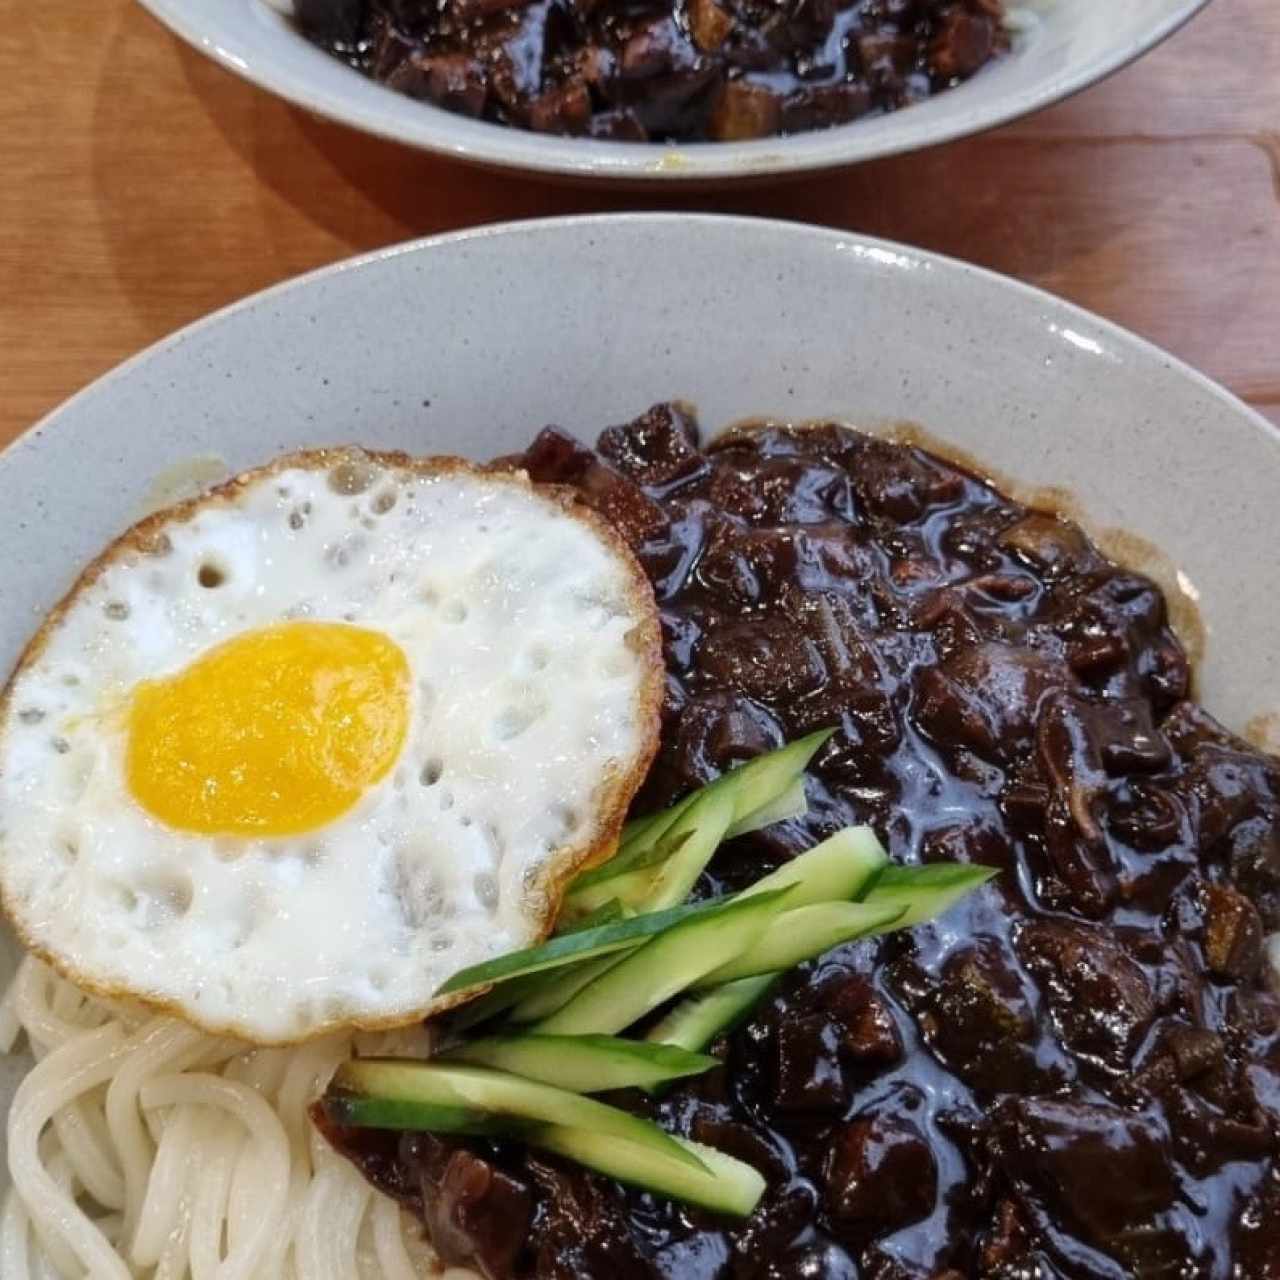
(126, 621, 410, 837)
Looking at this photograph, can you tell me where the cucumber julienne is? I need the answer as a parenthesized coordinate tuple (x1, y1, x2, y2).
(694, 900, 906, 987)
(566, 829, 694, 896)
(436, 897, 725, 997)
(533, 887, 794, 1036)
(446, 968, 554, 1034)
(559, 898, 627, 934)
(497, 826, 890, 1037)
(327, 1060, 706, 1171)
(645, 974, 779, 1057)
(567, 785, 736, 919)
(740, 825, 887, 907)
(443, 1033, 719, 1092)
(724, 776, 807, 841)
(506, 951, 624, 1024)
(531, 1126, 765, 1217)
(863, 862, 999, 926)
(563, 728, 833, 916)
(325, 735, 998, 1221)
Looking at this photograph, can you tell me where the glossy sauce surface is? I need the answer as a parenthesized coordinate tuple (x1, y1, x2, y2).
(296, 0, 1004, 142)
(324, 407, 1280, 1278)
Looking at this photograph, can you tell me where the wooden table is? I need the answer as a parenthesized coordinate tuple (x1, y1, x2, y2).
(2, 0, 1277, 449)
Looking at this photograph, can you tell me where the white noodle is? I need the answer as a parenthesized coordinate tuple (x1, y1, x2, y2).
(50, 1098, 124, 1212)
(9, 1020, 133, 1278)
(0, 978, 22, 1054)
(1, 1169, 32, 1278)
(188, 1116, 237, 1280)
(131, 1103, 199, 1267)
(105, 1017, 206, 1244)
(1, 956, 462, 1279)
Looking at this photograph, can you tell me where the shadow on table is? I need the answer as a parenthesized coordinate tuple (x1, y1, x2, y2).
(90, 8, 1276, 415)
(152, 17, 1096, 283)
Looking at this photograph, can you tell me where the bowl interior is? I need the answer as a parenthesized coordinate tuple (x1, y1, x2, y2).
(4, 214, 1277, 728)
(2, 212, 1277, 1180)
(136, 0, 1208, 180)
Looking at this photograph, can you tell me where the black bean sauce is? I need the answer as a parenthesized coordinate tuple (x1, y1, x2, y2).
(321, 406, 1280, 1279)
(294, 0, 1005, 142)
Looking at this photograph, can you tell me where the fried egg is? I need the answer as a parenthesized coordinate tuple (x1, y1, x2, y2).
(0, 451, 662, 1043)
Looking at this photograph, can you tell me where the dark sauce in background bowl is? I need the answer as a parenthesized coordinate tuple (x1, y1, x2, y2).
(295, 0, 1006, 142)
(321, 406, 1280, 1279)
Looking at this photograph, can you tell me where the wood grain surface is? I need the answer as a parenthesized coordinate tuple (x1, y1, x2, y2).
(2, 0, 1277, 449)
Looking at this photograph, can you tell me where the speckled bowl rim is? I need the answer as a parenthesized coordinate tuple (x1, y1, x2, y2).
(7, 209, 1273, 476)
(134, 0, 1211, 183)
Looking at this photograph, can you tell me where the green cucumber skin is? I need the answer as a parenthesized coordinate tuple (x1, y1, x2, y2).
(646, 974, 779, 1055)
(862, 863, 998, 927)
(724, 777, 807, 841)
(529, 1126, 764, 1218)
(559, 899, 626, 934)
(507, 953, 627, 1024)
(565, 867, 650, 919)
(322, 1078, 762, 1217)
(740, 826, 888, 908)
(568, 829, 693, 896)
(567, 788, 735, 918)
(639, 785, 737, 912)
(618, 809, 665, 851)
(436, 898, 719, 997)
(332, 1060, 705, 1171)
(695, 900, 904, 987)
(716, 729, 833, 823)
(640, 731, 834, 911)
(443, 1034, 718, 1092)
(319, 1092, 495, 1135)
(446, 969, 551, 1034)
(533, 888, 794, 1037)
(567, 730, 833, 911)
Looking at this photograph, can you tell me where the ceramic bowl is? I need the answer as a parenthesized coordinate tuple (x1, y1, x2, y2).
(136, 0, 1209, 182)
(2, 213, 1278, 1174)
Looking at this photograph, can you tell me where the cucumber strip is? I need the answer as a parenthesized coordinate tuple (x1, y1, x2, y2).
(435, 898, 723, 997)
(738, 825, 888, 908)
(446, 969, 552, 1034)
(507, 952, 628, 1024)
(638, 732, 832, 910)
(862, 862, 999, 928)
(637, 785, 737, 911)
(559, 898, 627, 934)
(530, 1125, 765, 1218)
(614, 789, 701, 861)
(531, 829, 885, 1021)
(318, 1092, 504, 1136)
(695, 900, 906, 987)
(646, 974, 779, 1055)
(714, 728, 834, 823)
(724, 777, 807, 841)
(442, 1034, 718, 1092)
(534, 888, 793, 1036)
(328, 1060, 706, 1171)
(565, 865, 655, 919)
(618, 807, 673, 852)
(563, 871, 642, 920)
(570, 785, 737, 918)
(566, 829, 693, 897)
(568, 731, 833, 915)
(604, 731, 831, 872)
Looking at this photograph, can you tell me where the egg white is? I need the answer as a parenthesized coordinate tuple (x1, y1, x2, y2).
(0, 452, 661, 1043)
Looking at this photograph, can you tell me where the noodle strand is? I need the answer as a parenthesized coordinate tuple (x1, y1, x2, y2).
(1, 958, 450, 1280)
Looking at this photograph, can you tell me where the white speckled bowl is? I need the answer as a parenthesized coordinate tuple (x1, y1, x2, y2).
(2, 214, 1278, 1181)
(135, 0, 1209, 182)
